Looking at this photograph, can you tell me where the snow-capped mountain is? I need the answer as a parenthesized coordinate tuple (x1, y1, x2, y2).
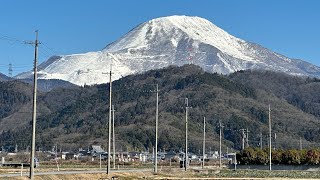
(16, 15, 320, 86)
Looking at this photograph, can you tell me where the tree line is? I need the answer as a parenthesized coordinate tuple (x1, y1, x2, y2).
(238, 147, 320, 165)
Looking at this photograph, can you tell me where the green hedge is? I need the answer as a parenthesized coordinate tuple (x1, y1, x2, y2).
(238, 147, 320, 165)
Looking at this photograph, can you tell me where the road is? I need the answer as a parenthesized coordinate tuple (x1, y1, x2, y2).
(0, 168, 151, 178)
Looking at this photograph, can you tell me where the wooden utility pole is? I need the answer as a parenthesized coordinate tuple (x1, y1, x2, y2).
(202, 117, 206, 169)
(246, 128, 249, 148)
(240, 129, 245, 150)
(112, 105, 116, 169)
(260, 132, 263, 150)
(219, 121, 223, 168)
(268, 104, 272, 171)
(29, 30, 39, 180)
(107, 69, 112, 174)
(154, 84, 159, 173)
(185, 98, 189, 171)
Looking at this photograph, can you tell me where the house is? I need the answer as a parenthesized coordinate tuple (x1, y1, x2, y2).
(61, 152, 75, 160)
(128, 152, 140, 161)
(164, 151, 179, 161)
(91, 145, 105, 154)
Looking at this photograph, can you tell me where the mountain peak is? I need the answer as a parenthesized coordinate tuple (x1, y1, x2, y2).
(104, 15, 250, 61)
(16, 16, 320, 86)
(150, 15, 210, 24)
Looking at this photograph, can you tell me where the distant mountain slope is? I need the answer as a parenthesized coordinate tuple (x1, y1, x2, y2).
(0, 81, 33, 134)
(20, 78, 78, 92)
(230, 70, 320, 118)
(16, 15, 320, 86)
(0, 72, 11, 81)
(3, 65, 320, 151)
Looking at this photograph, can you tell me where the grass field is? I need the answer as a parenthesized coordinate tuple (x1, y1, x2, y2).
(2, 167, 320, 180)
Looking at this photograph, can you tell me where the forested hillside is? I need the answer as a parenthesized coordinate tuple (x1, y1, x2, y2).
(1, 65, 320, 153)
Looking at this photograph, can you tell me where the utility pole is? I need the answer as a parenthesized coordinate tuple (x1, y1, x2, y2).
(246, 128, 249, 148)
(268, 104, 272, 171)
(27, 31, 39, 180)
(154, 84, 159, 174)
(300, 137, 302, 150)
(240, 129, 245, 150)
(202, 117, 205, 169)
(274, 133, 277, 150)
(260, 132, 263, 150)
(112, 105, 116, 169)
(219, 121, 223, 168)
(107, 68, 112, 174)
(185, 98, 189, 171)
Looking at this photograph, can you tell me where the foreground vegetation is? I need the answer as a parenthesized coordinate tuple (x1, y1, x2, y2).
(2, 168, 320, 179)
(216, 169, 320, 179)
(238, 147, 320, 165)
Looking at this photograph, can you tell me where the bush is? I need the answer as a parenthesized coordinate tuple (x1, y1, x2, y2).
(238, 148, 320, 165)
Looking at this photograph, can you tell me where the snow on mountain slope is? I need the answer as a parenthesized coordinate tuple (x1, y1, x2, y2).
(17, 52, 132, 85)
(16, 15, 320, 86)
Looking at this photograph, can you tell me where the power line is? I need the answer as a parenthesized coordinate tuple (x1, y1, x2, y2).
(41, 42, 59, 55)
(0, 33, 25, 44)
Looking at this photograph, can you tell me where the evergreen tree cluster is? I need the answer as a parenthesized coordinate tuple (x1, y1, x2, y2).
(238, 147, 320, 165)
(0, 65, 320, 152)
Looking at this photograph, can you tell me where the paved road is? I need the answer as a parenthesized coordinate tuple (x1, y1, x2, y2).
(0, 168, 151, 178)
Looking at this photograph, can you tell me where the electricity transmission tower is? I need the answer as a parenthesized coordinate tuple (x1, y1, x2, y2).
(8, 63, 12, 77)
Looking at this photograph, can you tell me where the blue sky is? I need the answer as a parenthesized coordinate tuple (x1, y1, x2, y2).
(0, 0, 319, 76)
